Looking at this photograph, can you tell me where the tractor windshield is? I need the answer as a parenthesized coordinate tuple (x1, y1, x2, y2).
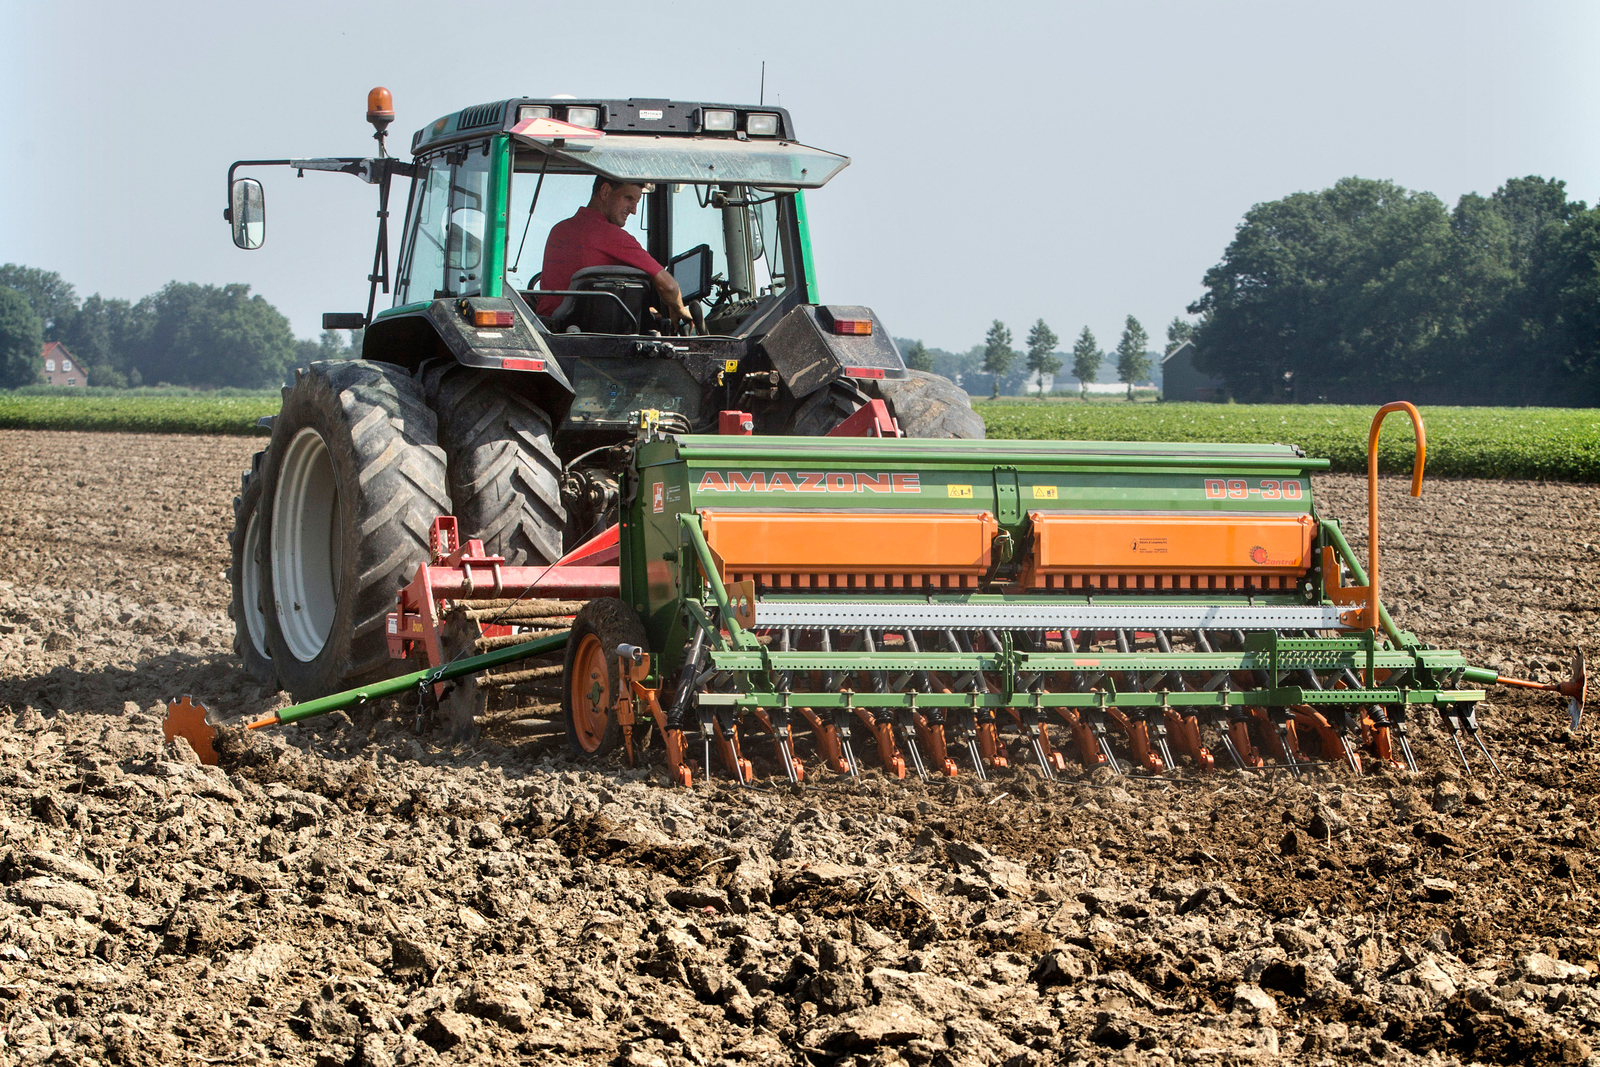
(504, 145, 800, 335)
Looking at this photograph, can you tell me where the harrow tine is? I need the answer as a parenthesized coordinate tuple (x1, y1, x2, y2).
(1091, 719, 1123, 776)
(965, 735, 988, 780)
(900, 710, 930, 781)
(1471, 729, 1503, 779)
(1275, 723, 1304, 777)
(1449, 731, 1473, 775)
(1458, 703, 1503, 779)
(1215, 727, 1249, 770)
(1341, 733, 1363, 776)
(1154, 732, 1177, 773)
(1396, 726, 1419, 773)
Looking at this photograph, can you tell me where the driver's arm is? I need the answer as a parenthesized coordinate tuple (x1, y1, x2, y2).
(650, 269, 693, 325)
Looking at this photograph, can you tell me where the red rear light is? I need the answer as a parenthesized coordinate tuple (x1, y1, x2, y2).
(843, 366, 885, 379)
(501, 358, 545, 371)
(831, 318, 872, 335)
(474, 309, 514, 328)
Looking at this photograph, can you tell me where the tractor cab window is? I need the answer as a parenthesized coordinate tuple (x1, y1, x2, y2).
(396, 143, 491, 304)
(505, 146, 797, 336)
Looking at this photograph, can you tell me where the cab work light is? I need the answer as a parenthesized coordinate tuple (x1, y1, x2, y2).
(474, 309, 514, 328)
(746, 112, 779, 136)
(831, 317, 873, 335)
(565, 106, 600, 128)
(702, 109, 736, 132)
(517, 105, 552, 123)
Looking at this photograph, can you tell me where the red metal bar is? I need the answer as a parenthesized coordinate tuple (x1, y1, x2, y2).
(825, 397, 902, 438)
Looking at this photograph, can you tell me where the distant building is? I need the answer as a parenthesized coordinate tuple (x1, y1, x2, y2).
(1161, 341, 1225, 402)
(40, 342, 83, 387)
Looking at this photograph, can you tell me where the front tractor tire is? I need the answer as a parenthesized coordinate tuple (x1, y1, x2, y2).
(787, 371, 986, 440)
(227, 450, 276, 686)
(423, 363, 565, 566)
(562, 599, 648, 759)
(258, 360, 451, 701)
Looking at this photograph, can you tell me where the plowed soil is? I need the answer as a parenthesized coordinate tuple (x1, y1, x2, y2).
(1, 428, 1597, 1067)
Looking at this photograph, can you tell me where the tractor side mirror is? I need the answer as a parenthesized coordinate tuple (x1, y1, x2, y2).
(669, 243, 713, 302)
(230, 178, 265, 249)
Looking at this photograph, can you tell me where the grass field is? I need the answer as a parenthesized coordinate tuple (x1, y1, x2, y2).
(975, 401, 1600, 481)
(0, 391, 278, 436)
(2, 390, 1594, 481)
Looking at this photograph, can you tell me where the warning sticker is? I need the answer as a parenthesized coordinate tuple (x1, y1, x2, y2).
(947, 484, 973, 498)
(652, 482, 665, 514)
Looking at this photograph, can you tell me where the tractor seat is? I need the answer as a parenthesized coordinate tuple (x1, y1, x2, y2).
(541, 265, 654, 335)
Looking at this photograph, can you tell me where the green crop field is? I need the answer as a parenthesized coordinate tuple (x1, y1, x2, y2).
(974, 401, 1600, 481)
(0, 391, 279, 436)
(2, 390, 1594, 481)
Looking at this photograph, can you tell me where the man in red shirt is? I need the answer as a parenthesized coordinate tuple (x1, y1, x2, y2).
(538, 177, 693, 328)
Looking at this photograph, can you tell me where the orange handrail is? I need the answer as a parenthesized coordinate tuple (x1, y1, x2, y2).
(1364, 402, 1427, 632)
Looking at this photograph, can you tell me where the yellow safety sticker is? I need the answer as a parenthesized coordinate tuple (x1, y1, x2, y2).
(1033, 485, 1059, 499)
(724, 359, 739, 372)
(947, 484, 973, 498)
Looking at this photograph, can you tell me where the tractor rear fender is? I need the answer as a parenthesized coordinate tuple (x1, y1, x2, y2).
(363, 290, 575, 424)
(757, 304, 907, 401)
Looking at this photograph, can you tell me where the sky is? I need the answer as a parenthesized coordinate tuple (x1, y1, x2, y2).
(3, 0, 1597, 354)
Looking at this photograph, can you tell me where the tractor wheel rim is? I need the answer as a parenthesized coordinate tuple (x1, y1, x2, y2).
(241, 506, 270, 659)
(272, 427, 341, 663)
(570, 633, 611, 752)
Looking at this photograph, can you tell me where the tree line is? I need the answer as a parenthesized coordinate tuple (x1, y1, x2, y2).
(0, 264, 358, 390)
(1189, 175, 1600, 405)
(901, 315, 1167, 399)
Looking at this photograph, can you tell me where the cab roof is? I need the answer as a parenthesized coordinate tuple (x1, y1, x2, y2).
(410, 98, 796, 155)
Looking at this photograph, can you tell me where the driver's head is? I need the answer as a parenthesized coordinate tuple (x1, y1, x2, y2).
(590, 177, 648, 227)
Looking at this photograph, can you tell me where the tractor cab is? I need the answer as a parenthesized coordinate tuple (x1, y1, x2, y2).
(394, 99, 849, 341)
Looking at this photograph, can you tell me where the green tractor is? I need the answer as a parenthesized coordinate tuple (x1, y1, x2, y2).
(225, 89, 982, 701)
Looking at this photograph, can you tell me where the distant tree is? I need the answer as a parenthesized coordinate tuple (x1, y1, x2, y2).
(134, 282, 295, 388)
(61, 294, 152, 387)
(1165, 316, 1195, 355)
(1024, 319, 1061, 396)
(0, 288, 44, 388)
(1116, 315, 1151, 399)
(0, 264, 77, 339)
(982, 320, 1014, 398)
(903, 339, 934, 372)
(1189, 177, 1459, 402)
(1070, 326, 1101, 399)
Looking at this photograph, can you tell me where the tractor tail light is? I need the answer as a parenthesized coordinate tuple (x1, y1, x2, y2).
(844, 367, 885, 379)
(831, 318, 872, 335)
(474, 310, 514, 328)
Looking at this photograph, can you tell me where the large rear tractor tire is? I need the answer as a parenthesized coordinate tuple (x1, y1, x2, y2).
(562, 598, 648, 759)
(423, 363, 565, 566)
(227, 450, 276, 686)
(258, 360, 451, 701)
(786, 371, 985, 439)
(873, 369, 986, 439)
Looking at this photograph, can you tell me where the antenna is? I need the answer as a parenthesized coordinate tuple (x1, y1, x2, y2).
(760, 61, 765, 106)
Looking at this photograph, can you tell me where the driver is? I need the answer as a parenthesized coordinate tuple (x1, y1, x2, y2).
(537, 177, 693, 327)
